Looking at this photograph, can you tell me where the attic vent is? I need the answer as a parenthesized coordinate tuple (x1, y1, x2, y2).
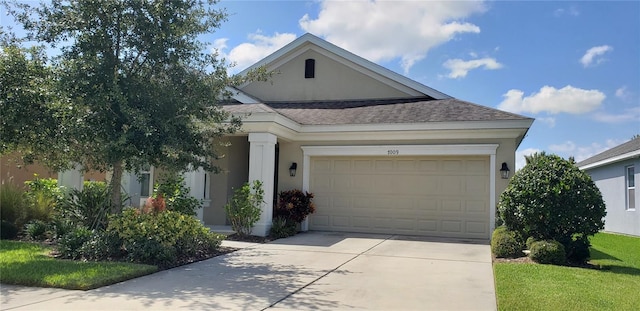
(305, 58, 315, 78)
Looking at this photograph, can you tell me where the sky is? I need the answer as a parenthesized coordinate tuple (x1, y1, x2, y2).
(3, 1, 639, 170)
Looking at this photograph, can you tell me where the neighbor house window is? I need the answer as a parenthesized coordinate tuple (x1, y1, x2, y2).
(626, 165, 635, 210)
(140, 165, 152, 197)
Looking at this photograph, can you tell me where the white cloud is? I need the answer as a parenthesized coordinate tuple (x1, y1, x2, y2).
(580, 45, 613, 67)
(442, 57, 503, 79)
(213, 32, 297, 72)
(498, 85, 605, 115)
(615, 86, 632, 101)
(593, 107, 640, 123)
(549, 139, 625, 162)
(516, 148, 542, 170)
(554, 7, 580, 17)
(299, 0, 486, 74)
(537, 117, 556, 128)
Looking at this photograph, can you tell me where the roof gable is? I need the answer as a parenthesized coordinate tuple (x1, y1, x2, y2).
(237, 33, 450, 102)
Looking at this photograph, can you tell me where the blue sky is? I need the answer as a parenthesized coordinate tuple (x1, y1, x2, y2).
(211, 0, 640, 169)
(3, 1, 639, 169)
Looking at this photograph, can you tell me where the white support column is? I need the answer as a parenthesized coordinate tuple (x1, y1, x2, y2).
(184, 167, 206, 223)
(57, 166, 84, 190)
(248, 132, 277, 237)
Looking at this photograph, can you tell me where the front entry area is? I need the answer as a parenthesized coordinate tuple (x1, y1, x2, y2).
(308, 155, 491, 239)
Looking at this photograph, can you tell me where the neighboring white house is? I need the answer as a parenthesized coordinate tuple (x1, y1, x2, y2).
(71, 34, 533, 240)
(577, 137, 640, 237)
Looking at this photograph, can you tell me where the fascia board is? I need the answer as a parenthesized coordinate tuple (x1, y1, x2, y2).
(579, 150, 640, 170)
(225, 86, 261, 104)
(301, 144, 499, 156)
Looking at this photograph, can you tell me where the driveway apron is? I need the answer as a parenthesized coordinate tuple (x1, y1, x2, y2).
(1, 232, 496, 311)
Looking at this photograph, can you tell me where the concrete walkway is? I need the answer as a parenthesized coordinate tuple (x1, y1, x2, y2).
(1, 232, 496, 311)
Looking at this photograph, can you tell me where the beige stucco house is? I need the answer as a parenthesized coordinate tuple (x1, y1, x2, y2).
(182, 33, 532, 240)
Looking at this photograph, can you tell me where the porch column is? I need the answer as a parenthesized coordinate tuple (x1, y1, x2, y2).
(184, 167, 206, 223)
(248, 132, 277, 237)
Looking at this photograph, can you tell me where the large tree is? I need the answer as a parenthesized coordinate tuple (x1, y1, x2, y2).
(4, 0, 257, 211)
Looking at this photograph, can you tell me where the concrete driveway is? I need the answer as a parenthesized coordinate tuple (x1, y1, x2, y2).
(1, 232, 496, 311)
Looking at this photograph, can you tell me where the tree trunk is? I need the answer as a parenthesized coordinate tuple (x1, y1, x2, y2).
(110, 160, 124, 213)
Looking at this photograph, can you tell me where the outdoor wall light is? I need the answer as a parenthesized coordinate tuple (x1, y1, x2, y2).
(289, 162, 297, 177)
(500, 162, 511, 179)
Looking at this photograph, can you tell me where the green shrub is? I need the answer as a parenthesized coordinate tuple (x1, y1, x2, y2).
(25, 176, 64, 202)
(1, 220, 19, 239)
(0, 182, 27, 227)
(25, 220, 49, 241)
(23, 176, 63, 223)
(529, 240, 566, 265)
(57, 227, 93, 260)
(491, 226, 523, 258)
(107, 209, 222, 266)
(566, 235, 591, 263)
(498, 153, 605, 261)
(58, 181, 113, 230)
(79, 230, 124, 261)
(270, 216, 297, 239)
(276, 189, 316, 223)
(153, 173, 202, 216)
(224, 180, 264, 237)
(525, 236, 538, 249)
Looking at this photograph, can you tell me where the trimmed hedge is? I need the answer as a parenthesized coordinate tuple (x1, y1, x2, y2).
(529, 240, 566, 265)
(491, 226, 523, 258)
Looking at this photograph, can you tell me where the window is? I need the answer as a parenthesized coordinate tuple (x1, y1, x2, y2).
(305, 58, 315, 78)
(627, 165, 635, 210)
(139, 165, 152, 197)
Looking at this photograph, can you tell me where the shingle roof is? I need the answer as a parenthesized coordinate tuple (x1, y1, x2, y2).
(577, 137, 640, 168)
(234, 97, 529, 125)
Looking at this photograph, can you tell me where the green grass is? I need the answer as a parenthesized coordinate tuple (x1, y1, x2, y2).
(494, 232, 640, 311)
(0, 240, 157, 290)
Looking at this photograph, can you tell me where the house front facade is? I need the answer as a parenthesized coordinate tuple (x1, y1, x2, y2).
(187, 33, 532, 240)
(578, 137, 640, 236)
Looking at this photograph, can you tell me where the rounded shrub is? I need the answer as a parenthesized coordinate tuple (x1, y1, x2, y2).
(491, 226, 523, 258)
(529, 240, 566, 265)
(498, 153, 605, 262)
(566, 236, 591, 263)
(525, 236, 538, 249)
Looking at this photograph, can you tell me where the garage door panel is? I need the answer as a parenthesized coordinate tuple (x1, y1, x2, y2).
(309, 156, 489, 239)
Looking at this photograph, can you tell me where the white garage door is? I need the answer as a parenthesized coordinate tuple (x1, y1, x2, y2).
(309, 156, 490, 239)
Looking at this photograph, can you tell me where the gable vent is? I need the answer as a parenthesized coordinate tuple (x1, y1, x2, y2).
(305, 58, 315, 78)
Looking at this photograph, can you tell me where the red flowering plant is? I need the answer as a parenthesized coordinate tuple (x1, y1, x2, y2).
(142, 194, 166, 214)
(275, 189, 316, 223)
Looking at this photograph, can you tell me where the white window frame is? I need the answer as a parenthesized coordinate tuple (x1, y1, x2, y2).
(139, 165, 154, 206)
(626, 165, 635, 211)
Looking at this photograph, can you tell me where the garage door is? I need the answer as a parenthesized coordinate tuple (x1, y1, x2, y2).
(309, 156, 490, 239)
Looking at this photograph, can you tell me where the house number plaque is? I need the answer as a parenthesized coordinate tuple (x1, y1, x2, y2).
(387, 149, 400, 155)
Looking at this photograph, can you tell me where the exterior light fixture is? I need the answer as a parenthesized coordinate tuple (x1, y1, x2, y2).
(500, 162, 510, 179)
(289, 162, 297, 177)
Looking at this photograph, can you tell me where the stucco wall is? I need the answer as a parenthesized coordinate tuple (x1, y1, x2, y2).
(241, 50, 411, 102)
(204, 136, 250, 225)
(586, 158, 639, 236)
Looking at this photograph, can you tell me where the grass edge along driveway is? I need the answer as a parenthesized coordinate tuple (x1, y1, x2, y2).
(0, 240, 157, 290)
(494, 232, 640, 311)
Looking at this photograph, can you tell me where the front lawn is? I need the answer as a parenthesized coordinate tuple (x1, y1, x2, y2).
(494, 232, 640, 311)
(0, 240, 157, 290)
